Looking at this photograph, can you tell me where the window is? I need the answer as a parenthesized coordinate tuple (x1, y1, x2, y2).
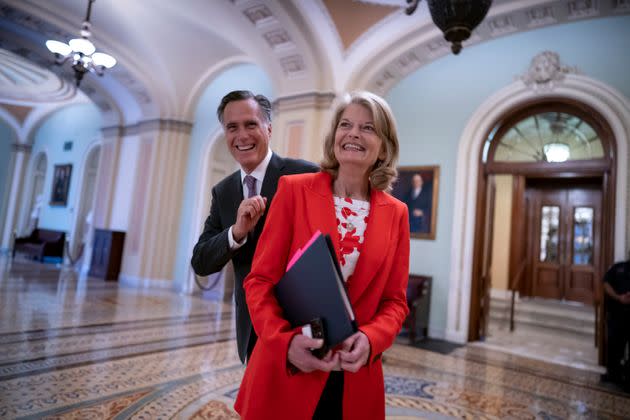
(487, 111, 604, 163)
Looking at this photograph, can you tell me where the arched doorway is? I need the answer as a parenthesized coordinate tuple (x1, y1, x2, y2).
(72, 145, 101, 270)
(22, 152, 47, 235)
(469, 99, 616, 363)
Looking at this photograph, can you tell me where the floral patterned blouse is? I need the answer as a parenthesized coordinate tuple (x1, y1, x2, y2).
(334, 196, 370, 282)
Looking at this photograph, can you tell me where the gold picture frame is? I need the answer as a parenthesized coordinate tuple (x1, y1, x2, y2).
(50, 164, 72, 206)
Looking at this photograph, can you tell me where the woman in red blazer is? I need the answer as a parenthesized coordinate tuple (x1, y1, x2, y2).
(235, 91, 410, 419)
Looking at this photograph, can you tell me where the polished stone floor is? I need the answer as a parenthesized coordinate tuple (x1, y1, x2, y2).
(1, 258, 629, 419)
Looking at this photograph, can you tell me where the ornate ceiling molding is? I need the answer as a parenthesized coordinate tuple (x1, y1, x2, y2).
(0, 47, 75, 104)
(231, 1, 307, 79)
(0, 4, 154, 114)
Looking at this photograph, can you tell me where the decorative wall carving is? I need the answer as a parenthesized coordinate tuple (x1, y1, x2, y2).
(489, 14, 519, 36)
(568, 0, 599, 19)
(519, 51, 578, 91)
(526, 6, 556, 27)
(243, 4, 275, 26)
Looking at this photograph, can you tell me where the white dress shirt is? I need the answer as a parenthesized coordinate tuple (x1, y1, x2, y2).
(228, 148, 273, 250)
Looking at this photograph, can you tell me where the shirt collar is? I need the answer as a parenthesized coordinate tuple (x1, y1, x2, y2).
(240, 148, 273, 185)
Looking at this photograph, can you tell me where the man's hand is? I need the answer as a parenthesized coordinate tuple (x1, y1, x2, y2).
(413, 208, 424, 217)
(620, 292, 630, 305)
(288, 334, 339, 373)
(232, 196, 267, 242)
(337, 331, 370, 373)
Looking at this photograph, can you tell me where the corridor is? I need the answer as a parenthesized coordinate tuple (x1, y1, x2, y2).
(1, 257, 629, 419)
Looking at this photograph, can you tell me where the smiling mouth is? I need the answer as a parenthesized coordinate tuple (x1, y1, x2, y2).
(342, 143, 365, 151)
(235, 144, 255, 151)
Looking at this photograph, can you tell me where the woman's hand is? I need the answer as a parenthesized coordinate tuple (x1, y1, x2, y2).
(337, 331, 370, 372)
(288, 334, 339, 373)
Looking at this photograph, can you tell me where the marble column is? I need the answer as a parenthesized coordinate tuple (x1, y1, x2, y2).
(1, 143, 32, 252)
(109, 119, 193, 286)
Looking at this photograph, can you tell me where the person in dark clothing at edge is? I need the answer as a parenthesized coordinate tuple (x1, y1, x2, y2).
(601, 254, 630, 388)
(191, 90, 318, 364)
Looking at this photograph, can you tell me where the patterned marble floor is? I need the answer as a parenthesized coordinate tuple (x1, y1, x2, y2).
(479, 319, 603, 373)
(1, 257, 629, 419)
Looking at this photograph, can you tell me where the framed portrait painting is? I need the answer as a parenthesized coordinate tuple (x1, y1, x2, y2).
(50, 164, 72, 206)
(391, 165, 439, 240)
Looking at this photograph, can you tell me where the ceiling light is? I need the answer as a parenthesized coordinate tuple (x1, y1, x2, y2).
(543, 142, 570, 163)
(45, 0, 116, 86)
(405, 0, 493, 55)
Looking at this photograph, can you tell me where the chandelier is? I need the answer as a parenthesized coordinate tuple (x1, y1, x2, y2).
(45, 0, 116, 86)
(406, 0, 493, 55)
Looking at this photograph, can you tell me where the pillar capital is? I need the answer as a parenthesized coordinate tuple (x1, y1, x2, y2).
(11, 143, 32, 153)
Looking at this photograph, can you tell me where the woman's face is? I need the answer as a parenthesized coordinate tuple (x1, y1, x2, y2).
(333, 103, 385, 172)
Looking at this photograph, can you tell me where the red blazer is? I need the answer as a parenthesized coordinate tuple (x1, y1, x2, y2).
(235, 171, 410, 420)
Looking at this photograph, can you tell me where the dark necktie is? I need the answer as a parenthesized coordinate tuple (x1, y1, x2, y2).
(244, 175, 257, 199)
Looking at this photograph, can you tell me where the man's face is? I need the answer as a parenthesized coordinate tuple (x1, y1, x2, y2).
(412, 174, 423, 189)
(222, 98, 271, 173)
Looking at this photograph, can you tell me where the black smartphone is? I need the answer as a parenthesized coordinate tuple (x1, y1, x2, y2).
(304, 318, 327, 359)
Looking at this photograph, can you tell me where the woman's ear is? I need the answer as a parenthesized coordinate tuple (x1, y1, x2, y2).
(378, 144, 387, 161)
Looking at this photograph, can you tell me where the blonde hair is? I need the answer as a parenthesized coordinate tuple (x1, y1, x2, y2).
(320, 91, 399, 191)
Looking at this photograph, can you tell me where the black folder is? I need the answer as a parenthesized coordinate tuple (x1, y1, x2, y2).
(275, 232, 357, 348)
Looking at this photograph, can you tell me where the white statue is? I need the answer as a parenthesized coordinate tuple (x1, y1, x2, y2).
(28, 194, 43, 232)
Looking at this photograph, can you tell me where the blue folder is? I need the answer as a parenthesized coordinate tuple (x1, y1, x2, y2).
(275, 232, 357, 348)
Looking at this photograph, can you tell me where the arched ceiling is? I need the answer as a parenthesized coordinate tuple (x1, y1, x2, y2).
(0, 0, 628, 129)
(0, 48, 74, 103)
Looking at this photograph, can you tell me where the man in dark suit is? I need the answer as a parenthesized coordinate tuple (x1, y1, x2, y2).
(404, 173, 432, 233)
(191, 90, 318, 364)
(601, 256, 630, 387)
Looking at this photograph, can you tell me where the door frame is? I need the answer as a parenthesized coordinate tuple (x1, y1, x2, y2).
(467, 99, 616, 365)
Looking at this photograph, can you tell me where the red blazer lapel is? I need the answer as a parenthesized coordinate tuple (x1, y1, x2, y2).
(299, 173, 396, 304)
(304, 172, 341, 261)
(346, 189, 395, 304)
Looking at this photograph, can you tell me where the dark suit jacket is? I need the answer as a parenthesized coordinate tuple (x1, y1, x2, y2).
(191, 153, 318, 363)
(404, 186, 432, 233)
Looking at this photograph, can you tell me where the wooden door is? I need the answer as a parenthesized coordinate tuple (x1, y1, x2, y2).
(527, 180, 601, 305)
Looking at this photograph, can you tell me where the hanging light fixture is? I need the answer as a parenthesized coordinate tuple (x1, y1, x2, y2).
(45, 0, 116, 86)
(405, 0, 493, 55)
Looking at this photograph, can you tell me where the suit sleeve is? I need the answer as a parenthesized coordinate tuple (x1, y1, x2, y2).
(243, 176, 296, 363)
(360, 204, 410, 361)
(191, 186, 234, 276)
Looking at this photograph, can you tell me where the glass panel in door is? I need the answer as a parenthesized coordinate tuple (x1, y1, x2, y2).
(539, 206, 560, 262)
(572, 206, 594, 265)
